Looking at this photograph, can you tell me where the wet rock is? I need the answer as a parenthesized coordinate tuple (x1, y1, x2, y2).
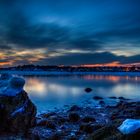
(36, 119, 56, 129)
(41, 112, 56, 118)
(111, 112, 120, 120)
(44, 121, 56, 129)
(112, 119, 124, 127)
(48, 133, 62, 140)
(93, 96, 103, 100)
(82, 116, 96, 123)
(69, 105, 81, 112)
(99, 100, 105, 106)
(37, 119, 48, 126)
(87, 125, 123, 140)
(0, 75, 37, 133)
(136, 106, 140, 116)
(67, 136, 78, 140)
(92, 124, 103, 131)
(49, 115, 67, 125)
(69, 112, 80, 122)
(85, 88, 92, 93)
(80, 123, 94, 134)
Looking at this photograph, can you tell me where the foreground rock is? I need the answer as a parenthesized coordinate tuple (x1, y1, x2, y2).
(0, 74, 37, 133)
(118, 119, 140, 134)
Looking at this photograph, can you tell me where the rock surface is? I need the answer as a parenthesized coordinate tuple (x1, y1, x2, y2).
(85, 88, 92, 93)
(0, 74, 37, 133)
(118, 119, 140, 134)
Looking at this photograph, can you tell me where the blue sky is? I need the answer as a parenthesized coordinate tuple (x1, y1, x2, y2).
(0, 0, 140, 66)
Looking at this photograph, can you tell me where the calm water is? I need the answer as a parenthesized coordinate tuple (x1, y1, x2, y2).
(24, 75, 140, 113)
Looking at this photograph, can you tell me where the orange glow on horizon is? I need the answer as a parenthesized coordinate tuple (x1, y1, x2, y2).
(80, 61, 140, 67)
(81, 61, 121, 67)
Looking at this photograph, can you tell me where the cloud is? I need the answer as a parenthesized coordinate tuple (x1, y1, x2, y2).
(0, 0, 140, 66)
(31, 52, 140, 65)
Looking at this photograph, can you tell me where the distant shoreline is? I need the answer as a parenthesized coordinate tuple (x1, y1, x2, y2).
(0, 70, 140, 76)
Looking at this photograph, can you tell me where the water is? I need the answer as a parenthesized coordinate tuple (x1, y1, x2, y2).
(24, 75, 140, 113)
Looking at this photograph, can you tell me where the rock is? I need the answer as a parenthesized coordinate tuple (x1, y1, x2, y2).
(99, 100, 105, 106)
(69, 112, 80, 122)
(136, 106, 140, 116)
(68, 105, 81, 112)
(81, 116, 96, 123)
(85, 88, 92, 93)
(93, 96, 103, 100)
(80, 123, 94, 134)
(45, 121, 56, 129)
(87, 125, 123, 140)
(41, 112, 56, 118)
(0, 73, 12, 80)
(48, 133, 62, 140)
(0, 74, 12, 88)
(48, 115, 67, 125)
(0, 75, 37, 133)
(118, 119, 140, 134)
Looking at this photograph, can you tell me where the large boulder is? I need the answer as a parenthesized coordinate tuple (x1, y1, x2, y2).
(0, 74, 37, 133)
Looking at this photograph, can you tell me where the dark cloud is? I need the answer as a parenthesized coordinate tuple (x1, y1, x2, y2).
(34, 52, 139, 65)
(0, 45, 12, 50)
(2, 12, 103, 52)
(5, 13, 69, 49)
(0, 0, 140, 66)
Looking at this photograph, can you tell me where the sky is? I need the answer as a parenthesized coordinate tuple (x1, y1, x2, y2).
(0, 0, 140, 67)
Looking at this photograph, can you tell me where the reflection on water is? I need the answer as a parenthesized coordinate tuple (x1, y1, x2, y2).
(24, 75, 140, 113)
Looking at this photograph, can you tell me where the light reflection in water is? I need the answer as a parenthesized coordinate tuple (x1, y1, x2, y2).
(24, 75, 140, 113)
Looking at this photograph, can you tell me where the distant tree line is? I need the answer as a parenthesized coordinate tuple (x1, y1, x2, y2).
(0, 65, 140, 72)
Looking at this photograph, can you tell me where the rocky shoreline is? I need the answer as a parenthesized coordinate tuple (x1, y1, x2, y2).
(0, 74, 140, 140)
(29, 100, 140, 140)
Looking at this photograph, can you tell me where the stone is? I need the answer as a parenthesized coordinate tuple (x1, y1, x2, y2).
(69, 112, 80, 122)
(82, 116, 96, 123)
(80, 123, 94, 134)
(93, 96, 103, 100)
(87, 125, 123, 140)
(41, 112, 56, 118)
(118, 119, 140, 134)
(99, 100, 105, 106)
(85, 88, 92, 93)
(0, 75, 37, 133)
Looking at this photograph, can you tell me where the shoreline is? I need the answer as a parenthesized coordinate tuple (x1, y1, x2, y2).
(29, 98, 140, 139)
(0, 99, 140, 139)
(0, 70, 140, 76)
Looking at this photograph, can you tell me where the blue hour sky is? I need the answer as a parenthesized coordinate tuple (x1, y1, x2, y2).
(0, 0, 140, 67)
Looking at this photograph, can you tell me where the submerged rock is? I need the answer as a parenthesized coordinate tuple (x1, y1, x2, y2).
(85, 88, 92, 93)
(93, 96, 103, 100)
(118, 97, 128, 100)
(0, 74, 37, 133)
